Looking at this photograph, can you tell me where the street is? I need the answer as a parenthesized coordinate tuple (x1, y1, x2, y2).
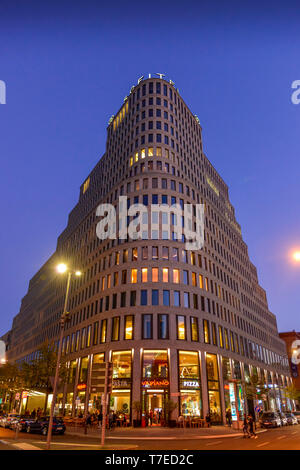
(0, 425, 300, 450)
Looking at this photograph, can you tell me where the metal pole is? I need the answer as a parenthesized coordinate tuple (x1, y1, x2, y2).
(46, 271, 72, 450)
(101, 362, 109, 447)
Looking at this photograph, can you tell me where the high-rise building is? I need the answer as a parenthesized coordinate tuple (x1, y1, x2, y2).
(3, 76, 293, 423)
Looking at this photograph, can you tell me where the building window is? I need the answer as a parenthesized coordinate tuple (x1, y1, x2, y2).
(206, 353, 222, 424)
(203, 320, 210, 344)
(141, 290, 148, 305)
(93, 322, 99, 346)
(211, 323, 217, 346)
(152, 289, 159, 305)
(143, 349, 168, 378)
(142, 314, 153, 339)
(174, 291, 180, 307)
(162, 268, 169, 282)
(79, 356, 89, 383)
(131, 268, 138, 283)
(158, 314, 169, 339)
(190, 317, 199, 341)
(124, 315, 134, 340)
(177, 315, 186, 340)
(142, 268, 148, 282)
(178, 351, 202, 417)
(112, 317, 120, 341)
(163, 290, 170, 306)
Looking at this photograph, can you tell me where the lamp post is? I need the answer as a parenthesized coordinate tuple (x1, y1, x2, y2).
(46, 263, 81, 451)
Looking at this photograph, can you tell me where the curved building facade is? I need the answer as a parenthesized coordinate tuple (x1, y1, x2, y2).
(4, 76, 292, 424)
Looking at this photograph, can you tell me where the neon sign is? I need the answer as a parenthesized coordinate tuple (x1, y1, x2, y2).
(141, 379, 169, 388)
(77, 383, 87, 391)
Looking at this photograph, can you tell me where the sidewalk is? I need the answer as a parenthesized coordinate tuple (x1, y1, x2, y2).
(66, 425, 267, 440)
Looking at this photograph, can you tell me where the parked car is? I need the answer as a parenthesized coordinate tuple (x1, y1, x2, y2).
(292, 411, 300, 424)
(285, 412, 298, 425)
(0, 413, 20, 428)
(26, 417, 66, 435)
(278, 412, 288, 426)
(8, 416, 22, 430)
(259, 411, 282, 428)
(18, 417, 36, 432)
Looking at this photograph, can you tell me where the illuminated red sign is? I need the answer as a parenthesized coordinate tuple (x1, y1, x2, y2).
(77, 383, 87, 391)
(141, 379, 169, 388)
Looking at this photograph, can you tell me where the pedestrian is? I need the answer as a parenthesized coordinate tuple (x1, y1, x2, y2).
(226, 409, 232, 426)
(242, 416, 250, 438)
(248, 414, 257, 439)
(149, 409, 153, 426)
(205, 412, 211, 428)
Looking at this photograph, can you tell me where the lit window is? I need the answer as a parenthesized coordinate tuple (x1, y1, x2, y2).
(177, 315, 186, 340)
(112, 317, 120, 341)
(124, 315, 134, 340)
(152, 267, 158, 282)
(203, 320, 210, 344)
(199, 275, 203, 289)
(142, 268, 148, 282)
(191, 317, 199, 342)
(141, 148, 146, 158)
(100, 320, 107, 343)
(131, 269, 138, 283)
(156, 147, 162, 156)
(83, 177, 90, 194)
(148, 147, 153, 156)
(192, 272, 197, 286)
(173, 269, 179, 283)
(135, 152, 139, 162)
(162, 268, 169, 282)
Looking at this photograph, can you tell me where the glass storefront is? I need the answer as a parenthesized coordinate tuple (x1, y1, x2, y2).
(89, 353, 104, 413)
(206, 353, 222, 424)
(110, 350, 132, 420)
(142, 350, 169, 425)
(178, 351, 202, 417)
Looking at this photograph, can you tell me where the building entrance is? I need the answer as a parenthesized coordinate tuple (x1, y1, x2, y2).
(142, 390, 168, 426)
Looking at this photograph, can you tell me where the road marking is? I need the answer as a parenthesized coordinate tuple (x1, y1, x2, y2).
(206, 440, 222, 446)
(256, 442, 269, 448)
(277, 436, 286, 440)
(12, 442, 42, 450)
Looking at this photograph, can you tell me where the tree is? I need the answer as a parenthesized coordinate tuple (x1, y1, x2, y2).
(164, 399, 178, 425)
(20, 341, 68, 414)
(245, 373, 269, 403)
(283, 385, 300, 403)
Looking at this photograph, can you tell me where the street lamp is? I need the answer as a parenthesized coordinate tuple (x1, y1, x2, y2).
(292, 251, 300, 262)
(46, 264, 82, 450)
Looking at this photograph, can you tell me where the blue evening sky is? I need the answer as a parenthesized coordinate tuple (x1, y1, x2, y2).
(0, 0, 299, 336)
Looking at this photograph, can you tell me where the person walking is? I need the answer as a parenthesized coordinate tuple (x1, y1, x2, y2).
(242, 416, 250, 438)
(248, 414, 257, 439)
(226, 409, 232, 426)
(205, 412, 211, 428)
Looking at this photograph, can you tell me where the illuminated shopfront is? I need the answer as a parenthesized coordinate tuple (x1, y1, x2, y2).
(89, 353, 104, 413)
(206, 353, 222, 423)
(110, 350, 132, 417)
(178, 351, 202, 417)
(142, 350, 169, 424)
